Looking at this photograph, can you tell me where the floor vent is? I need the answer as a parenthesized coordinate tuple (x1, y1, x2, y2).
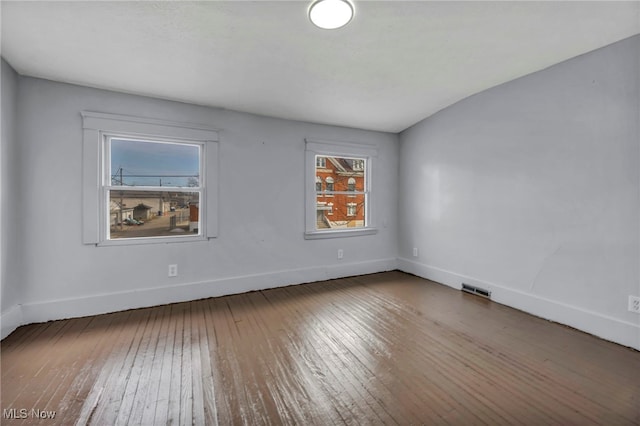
(461, 283, 491, 299)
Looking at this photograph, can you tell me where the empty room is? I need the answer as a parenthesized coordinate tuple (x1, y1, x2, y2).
(1, 1, 639, 424)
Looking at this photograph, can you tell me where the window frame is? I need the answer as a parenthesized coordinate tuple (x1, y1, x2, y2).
(82, 112, 219, 246)
(304, 138, 377, 239)
(103, 135, 204, 243)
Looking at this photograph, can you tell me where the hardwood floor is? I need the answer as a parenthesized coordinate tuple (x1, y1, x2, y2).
(1, 271, 639, 425)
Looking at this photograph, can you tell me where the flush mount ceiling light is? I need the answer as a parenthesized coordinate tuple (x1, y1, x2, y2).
(309, 0, 354, 30)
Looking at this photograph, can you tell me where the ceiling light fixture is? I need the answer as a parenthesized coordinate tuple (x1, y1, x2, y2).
(309, 0, 354, 30)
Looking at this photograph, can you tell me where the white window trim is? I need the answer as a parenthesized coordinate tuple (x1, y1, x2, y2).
(82, 111, 219, 246)
(304, 138, 378, 240)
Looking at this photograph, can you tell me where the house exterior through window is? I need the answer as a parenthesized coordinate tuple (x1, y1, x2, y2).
(316, 156, 365, 228)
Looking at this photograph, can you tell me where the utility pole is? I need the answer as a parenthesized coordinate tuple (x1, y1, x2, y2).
(120, 167, 124, 230)
(159, 178, 163, 215)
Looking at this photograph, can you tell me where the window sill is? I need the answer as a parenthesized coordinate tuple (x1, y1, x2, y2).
(304, 228, 378, 240)
(97, 234, 208, 246)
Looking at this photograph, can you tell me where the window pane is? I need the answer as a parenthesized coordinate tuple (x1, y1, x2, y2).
(109, 190, 200, 239)
(316, 195, 365, 229)
(315, 155, 366, 230)
(110, 138, 200, 188)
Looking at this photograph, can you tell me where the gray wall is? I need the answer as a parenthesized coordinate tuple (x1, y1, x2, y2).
(1, 59, 21, 325)
(1, 75, 398, 334)
(398, 35, 640, 349)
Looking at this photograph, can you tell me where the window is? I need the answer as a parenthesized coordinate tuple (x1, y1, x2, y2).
(82, 112, 219, 245)
(106, 137, 202, 240)
(325, 176, 334, 193)
(316, 176, 323, 192)
(305, 138, 377, 239)
(347, 177, 356, 196)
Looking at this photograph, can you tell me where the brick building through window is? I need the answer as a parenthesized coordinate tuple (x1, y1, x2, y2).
(315, 156, 366, 229)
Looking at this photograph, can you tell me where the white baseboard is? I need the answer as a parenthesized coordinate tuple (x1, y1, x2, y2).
(12, 256, 637, 351)
(15, 258, 398, 330)
(1, 304, 23, 340)
(397, 257, 640, 351)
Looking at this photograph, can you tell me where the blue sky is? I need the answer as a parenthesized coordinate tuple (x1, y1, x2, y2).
(110, 138, 200, 187)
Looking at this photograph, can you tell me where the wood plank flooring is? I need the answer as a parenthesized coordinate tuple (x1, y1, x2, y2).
(1, 271, 639, 425)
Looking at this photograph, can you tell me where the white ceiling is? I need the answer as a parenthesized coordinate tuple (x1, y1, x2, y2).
(2, 1, 639, 133)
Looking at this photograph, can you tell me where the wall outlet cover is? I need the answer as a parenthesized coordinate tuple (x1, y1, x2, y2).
(168, 264, 178, 277)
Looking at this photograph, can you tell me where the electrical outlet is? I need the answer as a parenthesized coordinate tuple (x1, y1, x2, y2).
(337, 249, 344, 260)
(629, 295, 640, 313)
(413, 247, 419, 257)
(168, 264, 178, 277)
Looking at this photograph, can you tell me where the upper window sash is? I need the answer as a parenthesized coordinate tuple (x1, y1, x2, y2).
(103, 135, 204, 189)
